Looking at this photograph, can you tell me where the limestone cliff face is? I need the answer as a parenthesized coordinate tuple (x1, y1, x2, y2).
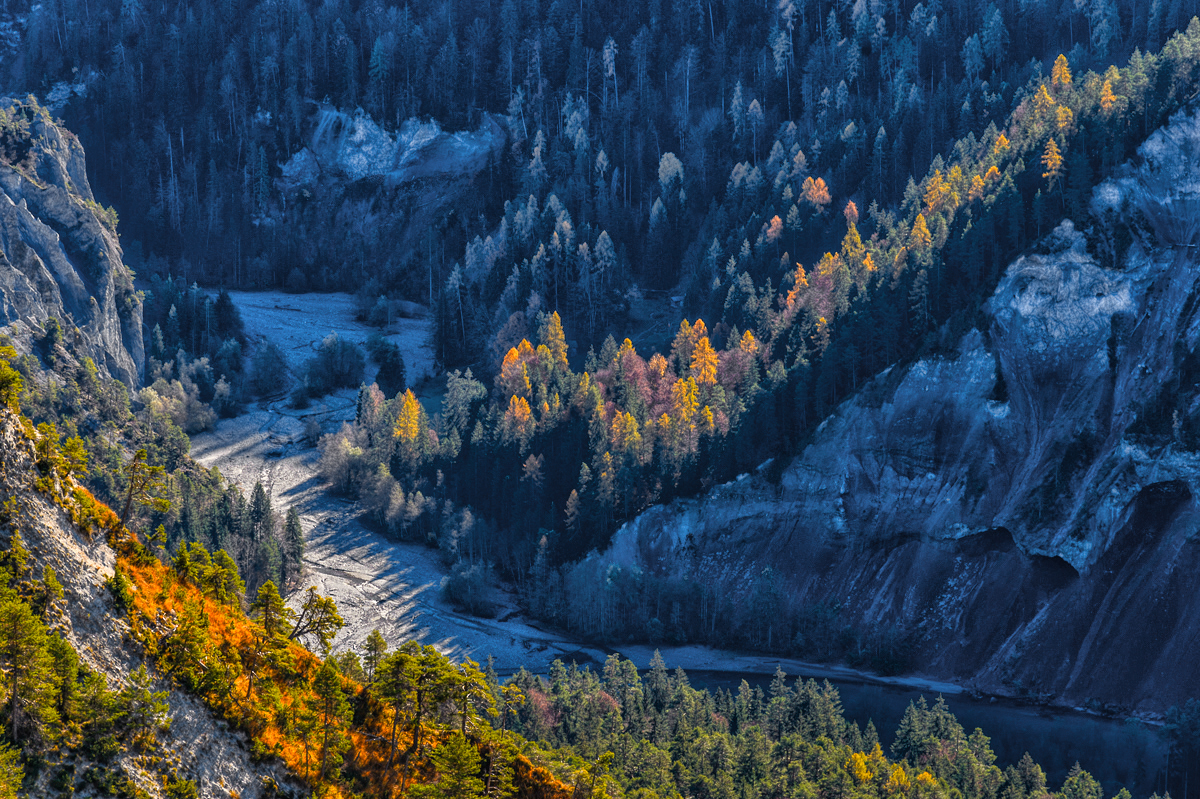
(0, 98, 144, 384)
(603, 109, 1200, 713)
(269, 104, 506, 291)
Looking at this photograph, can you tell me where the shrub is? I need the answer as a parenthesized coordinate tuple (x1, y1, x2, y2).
(250, 341, 289, 397)
(442, 561, 496, 618)
(301, 333, 364, 399)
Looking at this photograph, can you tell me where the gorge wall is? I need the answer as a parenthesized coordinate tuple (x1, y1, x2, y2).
(601, 108, 1200, 714)
(0, 98, 143, 385)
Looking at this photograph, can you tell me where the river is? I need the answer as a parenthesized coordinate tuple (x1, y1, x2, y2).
(684, 669, 1164, 797)
(192, 292, 1169, 799)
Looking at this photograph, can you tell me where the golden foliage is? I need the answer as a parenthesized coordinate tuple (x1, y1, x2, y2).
(393, 390, 422, 444)
(801, 176, 832, 211)
(909, 214, 932, 251)
(541, 312, 569, 369)
(968, 173, 986, 202)
(1056, 104, 1074, 131)
(1052, 54, 1072, 89)
(885, 764, 912, 795)
(690, 337, 719, 386)
(1100, 79, 1118, 114)
(611, 411, 642, 455)
(1033, 83, 1057, 114)
(846, 751, 873, 783)
(670, 377, 699, 423)
(1042, 138, 1063, 188)
(764, 215, 783, 243)
(738, 330, 758, 357)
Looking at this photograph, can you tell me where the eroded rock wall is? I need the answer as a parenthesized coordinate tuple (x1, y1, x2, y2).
(0, 98, 143, 384)
(601, 109, 1200, 713)
(0, 409, 300, 797)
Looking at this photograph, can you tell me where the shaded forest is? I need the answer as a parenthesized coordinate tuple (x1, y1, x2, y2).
(7, 0, 1200, 674)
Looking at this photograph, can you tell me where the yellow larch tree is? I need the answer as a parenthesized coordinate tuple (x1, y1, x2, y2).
(611, 411, 642, 457)
(690, 337, 719, 386)
(739, 330, 758, 358)
(1051, 54, 1072, 91)
(968, 173, 986, 202)
(1033, 84, 1057, 115)
(801, 176, 832, 213)
(1055, 104, 1074, 132)
(394, 390, 422, 445)
(1100, 79, 1118, 115)
(539, 311, 569, 370)
(1042, 138, 1063, 190)
(909, 214, 932, 250)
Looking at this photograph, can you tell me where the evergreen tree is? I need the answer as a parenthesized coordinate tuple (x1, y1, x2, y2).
(363, 629, 388, 685)
(0, 743, 21, 798)
(0, 592, 55, 743)
(418, 731, 485, 799)
(312, 659, 352, 781)
(250, 581, 292, 640)
(282, 506, 305, 590)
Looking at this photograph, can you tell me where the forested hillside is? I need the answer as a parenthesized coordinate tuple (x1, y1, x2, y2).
(5, 0, 1200, 681)
(0, 346, 1168, 799)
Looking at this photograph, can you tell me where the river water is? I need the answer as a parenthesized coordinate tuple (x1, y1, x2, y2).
(680, 669, 1165, 797)
(500, 657, 1166, 796)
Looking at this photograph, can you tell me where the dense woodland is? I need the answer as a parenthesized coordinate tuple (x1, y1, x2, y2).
(6, 1, 1200, 795)
(3, 357, 1197, 798)
(4, 0, 1200, 708)
(7, 0, 1200, 586)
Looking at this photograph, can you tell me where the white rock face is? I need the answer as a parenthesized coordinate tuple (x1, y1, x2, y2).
(596, 110, 1200, 712)
(0, 99, 144, 385)
(282, 106, 505, 186)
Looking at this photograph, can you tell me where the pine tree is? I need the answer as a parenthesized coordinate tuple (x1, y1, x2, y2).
(312, 659, 351, 782)
(118, 449, 169, 530)
(0, 743, 22, 798)
(420, 731, 485, 799)
(289, 587, 345, 653)
(250, 580, 292, 639)
(363, 629, 388, 684)
(0, 592, 56, 743)
(282, 506, 305, 590)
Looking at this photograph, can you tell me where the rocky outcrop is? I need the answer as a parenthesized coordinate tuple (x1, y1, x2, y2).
(265, 104, 506, 292)
(0, 97, 144, 384)
(601, 109, 1200, 713)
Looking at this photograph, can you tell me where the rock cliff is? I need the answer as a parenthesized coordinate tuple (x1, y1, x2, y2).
(0, 97, 143, 385)
(602, 108, 1200, 713)
(267, 104, 506, 291)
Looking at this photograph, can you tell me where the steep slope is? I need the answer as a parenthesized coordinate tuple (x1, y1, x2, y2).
(600, 108, 1200, 714)
(0, 97, 143, 384)
(0, 408, 298, 797)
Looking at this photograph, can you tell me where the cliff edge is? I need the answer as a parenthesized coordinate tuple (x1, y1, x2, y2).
(0, 97, 143, 385)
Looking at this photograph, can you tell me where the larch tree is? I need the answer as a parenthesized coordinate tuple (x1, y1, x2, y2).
(1042, 138, 1064, 190)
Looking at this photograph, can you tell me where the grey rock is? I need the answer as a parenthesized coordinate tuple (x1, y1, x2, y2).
(597, 109, 1200, 712)
(0, 98, 144, 385)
